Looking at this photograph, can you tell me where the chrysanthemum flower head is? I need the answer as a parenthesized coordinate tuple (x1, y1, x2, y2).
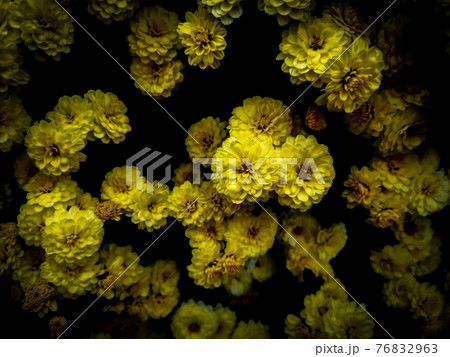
(0, 96, 31, 152)
(150, 259, 180, 295)
(305, 106, 327, 131)
(221, 265, 252, 296)
(258, 0, 315, 25)
(186, 116, 227, 161)
(213, 304, 237, 338)
(14, 153, 38, 188)
(367, 192, 408, 228)
(10, 0, 74, 61)
(178, 8, 227, 70)
(42, 206, 104, 266)
(383, 274, 418, 308)
(11, 247, 45, 290)
(173, 162, 199, 186)
(167, 181, 207, 226)
(84, 89, 131, 144)
(87, 0, 138, 24)
(69, 189, 99, 212)
(199, 181, 240, 222)
(228, 96, 293, 146)
(96, 200, 122, 222)
(411, 283, 445, 321)
(17, 204, 55, 247)
(277, 16, 349, 87)
(370, 244, 412, 279)
(48, 316, 67, 339)
(231, 320, 270, 338)
(280, 210, 320, 246)
(22, 279, 57, 318)
(186, 219, 227, 254)
(316, 39, 384, 113)
(314, 223, 347, 262)
(128, 6, 180, 64)
(200, 0, 244, 25)
(187, 248, 223, 289)
(145, 289, 180, 319)
(392, 216, 434, 250)
(0, 222, 24, 275)
(248, 254, 274, 283)
(323, 2, 369, 41)
(285, 314, 313, 338)
(342, 165, 382, 209)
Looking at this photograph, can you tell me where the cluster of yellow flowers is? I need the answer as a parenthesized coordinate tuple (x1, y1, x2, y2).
(199, 0, 245, 25)
(285, 279, 374, 338)
(87, 0, 138, 24)
(258, 0, 315, 25)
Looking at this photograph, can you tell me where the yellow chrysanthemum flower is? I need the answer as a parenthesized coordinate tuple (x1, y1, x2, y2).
(17, 203, 55, 247)
(145, 289, 180, 319)
(222, 265, 252, 296)
(0, 222, 23, 275)
(84, 89, 131, 144)
(410, 283, 445, 321)
(0, 96, 31, 152)
(213, 304, 237, 338)
(367, 192, 408, 228)
(217, 243, 247, 276)
(392, 216, 434, 250)
(200, 0, 244, 25)
(285, 314, 313, 338)
(323, 2, 369, 41)
(69, 189, 99, 212)
(22, 279, 57, 318)
(274, 135, 335, 211)
(370, 244, 412, 279)
(49, 316, 67, 339)
(128, 6, 179, 64)
(277, 16, 349, 87)
(212, 137, 277, 204)
(228, 97, 293, 146)
(342, 165, 382, 209)
(305, 106, 326, 131)
(225, 211, 278, 259)
(46, 95, 94, 136)
(186, 117, 227, 161)
(25, 120, 87, 176)
(130, 56, 184, 99)
(301, 288, 338, 335)
(199, 181, 240, 222)
(248, 254, 274, 283)
(167, 181, 207, 226)
(150, 259, 180, 295)
(130, 181, 170, 232)
(315, 223, 347, 262)
(375, 107, 427, 155)
(316, 39, 384, 113)
(87, 0, 138, 24)
(9, 0, 74, 61)
(178, 8, 227, 70)
(173, 162, 199, 186)
(12, 247, 45, 290)
(231, 320, 270, 339)
(100, 166, 146, 212)
(14, 153, 38, 188)
(42, 207, 104, 266)
(23, 172, 79, 211)
(187, 248, 223, 288)
(186, 219, 227, 254)
(258, 0, 315, 25)
(279, 210, 320, 247)
(40, 254, 100, 298)
(171, 300, 219, 339)
(411, 235, 441, 277)
(382, 79, 428, 111)
(383, 275, 418, 308)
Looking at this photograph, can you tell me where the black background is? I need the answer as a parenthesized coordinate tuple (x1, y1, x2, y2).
(0, 0, 449, 338)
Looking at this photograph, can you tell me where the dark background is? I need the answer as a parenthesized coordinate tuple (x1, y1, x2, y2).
(1, 0, 449, 338)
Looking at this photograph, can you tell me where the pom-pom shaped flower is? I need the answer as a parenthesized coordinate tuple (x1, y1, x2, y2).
(285, 314, 312, 338)
(25, 120, 87, 176)
(42, 207, 104, 266)
(274, 135, 335, 211)
(0, 222, 23, 275)
(277, 16, 349, 87)
(84, 89, 131, 144)
(199, 181, 240, 222)
(22, 279, 57, 318)
(0, 96, 31, 152)
(178, 8, 227, 70)
(258, 0, 315, 25)
(200, 0, 244, 25)
(17, 204, 55, 247)
(10, 0, 74, 61)
(410, 283, 445, 321)
(212, 137, 277, 204)
(130, 56, 184, 99)
(323, 2, 369, 41)
(11, 247, 45, 290)
(186, 219, 227, 254)
(316, 40, 384, 113)
(392, 216, 434, 250)
(370, 244, 412, 279)
(231, 320, 270, 338)
(87, 0, 138, 24)
(383, 275, 418, 308)
(248, 254, 275, 283)
(128, 6, 179, 64)
(150, 259, 180, 295)
(187, 248, 223, 289)
(213, 304, 237, 338)
(130, 181, 170, 232)
(14, 153, 38, 188)
(186, 116, 227, 161)
(171, 300, 219, 339)
(305, 106, 326, 131)
(342, 165, 382, 209)
(167, 181, 207, 226)
(145, 289, 180, 319)
(228, 96, 293, 146)
(367, 192, 407, 228)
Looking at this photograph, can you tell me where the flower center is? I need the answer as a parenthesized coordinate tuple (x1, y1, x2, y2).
(189, 322, 201, 333)
(248, 226, 259, 238)
(343, 69, 365, 91)
(66, 233, 79, 244)
(194, 28, 212, 46)
(309, 37, 324, 50)
(46, 144, 60, 156)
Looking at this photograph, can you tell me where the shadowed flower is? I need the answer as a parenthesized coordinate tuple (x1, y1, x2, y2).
(342, 165, 382, 209)
(258, 0, 315, 25)
(14, 153, 38, 188)
(0, 96, 31, 152)
(87, 0, 138, 24)
(22, 279, 57, 318)
(323, 2, 369, 41)
(200, 0, 244, 25)
(186, 117, 227, 160)
(95, 201, 122, 222)
(167, 181, 207, 226)
(305, 107, 326, 131)
(231, 320, 270, 338)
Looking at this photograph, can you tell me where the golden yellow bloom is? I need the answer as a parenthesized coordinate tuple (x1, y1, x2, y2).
(316, 39, 384, 113)
(200, 181, 240, 222)
(370, 244, 412, 279)
(46, 95, 94, 136)
(187, 248, 223, 288)
(0, 96, 31, 152)
(277, 16, 349, 87)
(22, 279, 57, 318)
(186, 116, 227, 160)
(87, 0, 138, 24)
(14, 153, 38, 188)
(9, 0, 73, 61)
(130, 181, 169, 232)
(173, 162, 199, 186)
(49, 316, 67, 339)
(128, 6, 179, 64)
(382, 78, 428, 111)
(167, 181, 207, 226)
(200, 0, 244, 25)
(84, 89, 131, 144)
(301, 285, 339, 334)
(225, 211, 277, 259)
(222, 265, 252, 296)
(0, 222, 23, 275)
(248, 254, 274, 283)
(305, 106, 326, 131)
(150, 259, 179, 295)
(40, 254, 100, 298)
(94, 201, 122, 222)
(392, 216, 433, 250)
(25, 120, 87, 176)
(17, 204, 55, 247)
(130, 56, 184, 99)
(314, 223, 347, 262)
(178, 8, 227, 70)
(42, 207, 104, 266)
(342, 165, 382, 209)
(383, 275, 418, 308)
(145, 289, 180, 319)
(213, 304, 237, 338)
(375, 107, 427, 155)
(274, 135, 335, 211)
(23, 172, 78, 211)
(411, 283, 445, 321)
(231, 320, 270, 339)
(171, 300, 219, 339)
(100, 166, 146, 212)
(323, 2, 369, 41)
(285, 314, 313, 338)
(258, 0, 315, 25)
(344, 92, 395, 138)
(218, 243, 247, 276)
(367, 192, 407, 228)
(12, 247, 45, 290)
(279, 211, 320, 247)
(69, 189, 99, 212)
(412, 235, 441, 277)
(212, 137, 277, 204)
(186, 219, 227, 254)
